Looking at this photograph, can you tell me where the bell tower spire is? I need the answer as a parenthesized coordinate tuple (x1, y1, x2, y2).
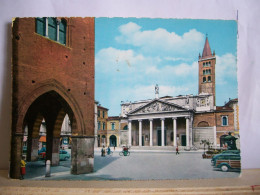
(198, 35, 216, 105)
(202, 34, 212, 58)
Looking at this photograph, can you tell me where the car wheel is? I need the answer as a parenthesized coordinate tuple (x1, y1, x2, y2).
(221, 165, 229, 172)
(64, 157, 69, 161)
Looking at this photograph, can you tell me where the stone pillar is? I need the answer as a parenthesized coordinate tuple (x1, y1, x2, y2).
(139, 120, 142, 146)
(56, 19, 60, 41)
(173, 117, 177, 147)
(45, 17, 49, 37)
(51, 137, 60, 166)
(118, 122, 121, 147)
(94, 135, 98, 148)
(71, 136, 94, 174)
(118, 133, 120, 147)
(190, 117, 193, 147)
(128, 120, 132, 146)
(9, 133, 23, 179)
(107, 136, 109, 147)
(161, 118, 165, 146)
(26, 136, 32, 161)
(186, 117, 190, 147)
(31, 138, 39, 161)
(149, 119, 153, 146)
(213, 126, 217, 146)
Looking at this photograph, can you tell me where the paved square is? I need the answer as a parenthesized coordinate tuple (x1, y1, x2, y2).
(25, 151, 240, 180)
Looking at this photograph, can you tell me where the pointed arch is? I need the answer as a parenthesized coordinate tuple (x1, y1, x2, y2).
(16, 79, 84, 135)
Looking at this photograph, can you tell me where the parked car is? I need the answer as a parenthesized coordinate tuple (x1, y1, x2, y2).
(212, 153, 241, 172)
(59, 150, 70, 161)
(211, 150, 240, 165)
(38, 150, 70, 161)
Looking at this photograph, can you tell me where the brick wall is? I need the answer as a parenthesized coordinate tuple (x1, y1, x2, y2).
(12, 17, 95, 136)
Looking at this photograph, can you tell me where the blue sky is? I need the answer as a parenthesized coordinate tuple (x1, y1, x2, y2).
(95, 18, 237, 116)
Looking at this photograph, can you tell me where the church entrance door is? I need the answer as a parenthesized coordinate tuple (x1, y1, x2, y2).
(181, 135, 186, 146)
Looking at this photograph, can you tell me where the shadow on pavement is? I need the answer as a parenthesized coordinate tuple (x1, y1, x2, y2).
(26, 160, 70, 179)
(25, 153, 120, 179)
(38, 174, 132, 181)
(94, 154, 120, 172)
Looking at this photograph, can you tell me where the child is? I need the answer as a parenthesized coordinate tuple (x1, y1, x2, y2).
(20, 156, 26, 179)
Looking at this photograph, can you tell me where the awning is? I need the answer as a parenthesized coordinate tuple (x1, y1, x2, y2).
(39, 136, 46, 142)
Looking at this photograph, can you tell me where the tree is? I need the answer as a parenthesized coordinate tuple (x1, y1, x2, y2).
(200, 139, 212, 154)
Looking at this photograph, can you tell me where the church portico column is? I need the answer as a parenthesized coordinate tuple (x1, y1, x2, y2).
(172, 117, 177, 147)
(128, 120, 132, 146)
(185, 117, 190, 147)
(161, 118, 165, 146)
(149, 119, 153, 146)
(139, 120, 142, 146)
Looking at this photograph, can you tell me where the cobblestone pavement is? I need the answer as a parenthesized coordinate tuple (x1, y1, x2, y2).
(25, 151, 240, 181)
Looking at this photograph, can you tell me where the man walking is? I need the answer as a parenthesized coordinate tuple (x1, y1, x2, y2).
(176, 146, 180, 155)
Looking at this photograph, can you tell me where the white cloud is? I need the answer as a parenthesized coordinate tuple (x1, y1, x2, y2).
(118, 22, 141, 37)
(167, 61, 198, 76)
(115, 22, 204, 57)
(216, 53, 237, 84)
(95, 47, 145, 73)
(96, 46, 199, 86)
(165, 57, 193, 62)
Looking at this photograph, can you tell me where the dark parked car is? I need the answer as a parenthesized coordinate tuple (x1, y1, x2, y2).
(212, 153, 241, 172)
(211, 150, 240, 165)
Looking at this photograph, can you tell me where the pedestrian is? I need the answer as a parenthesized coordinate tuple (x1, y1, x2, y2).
(20, 156, 26, 180)
(107, 146, 111, 155)
(101, 145, 106, 157)
(176, 146, 180, 155)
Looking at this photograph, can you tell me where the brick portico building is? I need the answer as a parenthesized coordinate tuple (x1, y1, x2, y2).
(11, 17, 95, 178)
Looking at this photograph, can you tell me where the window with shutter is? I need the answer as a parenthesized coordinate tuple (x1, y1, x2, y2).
(36, 17, 46, 36)
(59, 19, 66, 45)
(35, 17, 67, 46)
(48, 18, 57, 41)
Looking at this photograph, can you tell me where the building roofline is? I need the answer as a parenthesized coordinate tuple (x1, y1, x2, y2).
(97, 105, 109, 110)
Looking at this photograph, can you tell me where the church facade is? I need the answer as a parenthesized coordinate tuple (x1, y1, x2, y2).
(119, 37, 238, 149)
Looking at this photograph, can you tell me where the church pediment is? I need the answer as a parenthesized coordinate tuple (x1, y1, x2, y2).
(128, 100, 188, 115)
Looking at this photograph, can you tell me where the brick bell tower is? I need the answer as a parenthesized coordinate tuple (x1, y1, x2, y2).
(198, 35, 216, 106)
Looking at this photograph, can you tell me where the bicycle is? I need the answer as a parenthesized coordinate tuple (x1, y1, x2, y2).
(119, 151, 130, 156)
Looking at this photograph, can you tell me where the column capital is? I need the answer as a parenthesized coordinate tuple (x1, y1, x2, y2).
(149, 118, 153, 121)
(138, 119, 142, 122)
(128, 119, 132, 122)
(172, 117, 177, 120)
(185, 116, 190, 119)
(160, 118, 165, 121)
